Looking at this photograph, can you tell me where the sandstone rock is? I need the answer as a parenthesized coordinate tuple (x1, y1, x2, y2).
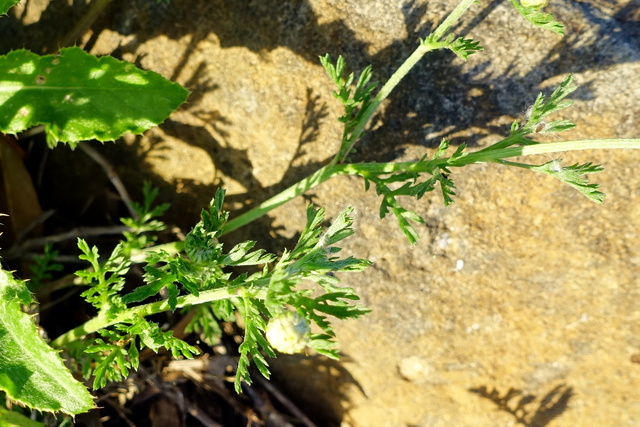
(3, 0, 639, 425)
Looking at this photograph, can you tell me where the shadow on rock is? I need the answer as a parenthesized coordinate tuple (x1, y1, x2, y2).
(469, 384, 573, 427)
(268, 353, 366, 427)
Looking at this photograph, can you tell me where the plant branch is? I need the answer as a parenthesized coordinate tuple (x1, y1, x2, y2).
(222, 138, 640, 235)
(220, 165, 342, 235)
(79, 143, 138, 219)
(58, 0, 113, 48)
(50, 284, 268, 348)
(430, 0, 478, 42)
(1, 225, 131, 260)
(333, 0, 478, 164)
(453, 138, 640, 166)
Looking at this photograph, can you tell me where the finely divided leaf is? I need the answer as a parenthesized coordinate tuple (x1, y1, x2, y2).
(532, 160, 605, 204)
(321, 207, 356, 246)
(235, 298, 275, 393)
(122, 262, 176, 304)
(508, 0, 564, 35)
(319, 54, 378, 160)
(0, 268, 95, 415)
(221, 241, 276, 266)
(0, 47, 189, 146)
(449, 36, 483, 60)
(535, 75, 576, 121)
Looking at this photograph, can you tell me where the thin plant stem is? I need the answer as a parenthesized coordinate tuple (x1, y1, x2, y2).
(220, 166, 341, 235)
(1, 224, 131, 260)
(50, 284, 268, 348)
(430, 0, 477, 42)
(333, 0, 478, 164)
(56, 139, 640, 346)
(59, 0, 113, 48)
(222, 139, 640, 235)
(332, 44, 431, 165)
(79, 143, 138, 219)
(457, 139, 640, 165)
(49, 0, 640, 349)
(226, 0, 479, 231)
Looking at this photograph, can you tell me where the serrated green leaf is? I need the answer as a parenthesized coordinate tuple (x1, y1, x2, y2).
(122, 275, 168, 303)
(322, 207, 355, 246)
(128, 340, 140, 371)
(0, 47, 189, 146)
(27, 243, 63, 291)
(0, 406, 45, 427)
(0, 268, 95, 415)
(451, 143, 467, 160)
(433, 139, 450, 158)
(393, 207, 420, 244)
(0, 0, 19, 15)
(538, 76, 576, 118)
(308, 338, 340, 359)
(76, 238, 99, 270)
(438, 172, 457, 206)
(166, 282, 180, 310)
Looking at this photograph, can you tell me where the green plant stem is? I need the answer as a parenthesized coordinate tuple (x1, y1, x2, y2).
(458, 139, 640, 165)
(50, 285, 267, 348)
(221, 166, 340, 235)
(430, 0, 478, 42)
(333, 45, 430, 164)
(333, 0, 477, 164)
(51, 137, 640, 346)
(223, 138, 640, 234)
(224, 0, 474, 232)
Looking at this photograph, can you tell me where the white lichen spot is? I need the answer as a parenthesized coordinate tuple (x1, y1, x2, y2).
(63, 94, 74, 103)
(265, 311, 310, 354)
(18, 107, 30, 117)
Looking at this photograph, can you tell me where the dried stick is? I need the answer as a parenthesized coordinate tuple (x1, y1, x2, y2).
(79, 143, 138, 219)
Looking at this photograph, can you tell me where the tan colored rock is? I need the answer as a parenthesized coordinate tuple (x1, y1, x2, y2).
(111, 1, 640, 425)
(3, 0, 638, 425)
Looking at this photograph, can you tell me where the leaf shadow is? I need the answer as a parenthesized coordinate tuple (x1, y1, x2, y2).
(4, 0, 638, 192)
(469, 384, 574, 426)
(267, 352, 367, 427)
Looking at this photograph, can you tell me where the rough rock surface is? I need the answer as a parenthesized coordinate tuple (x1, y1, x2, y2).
(3, 0, 640, 425)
